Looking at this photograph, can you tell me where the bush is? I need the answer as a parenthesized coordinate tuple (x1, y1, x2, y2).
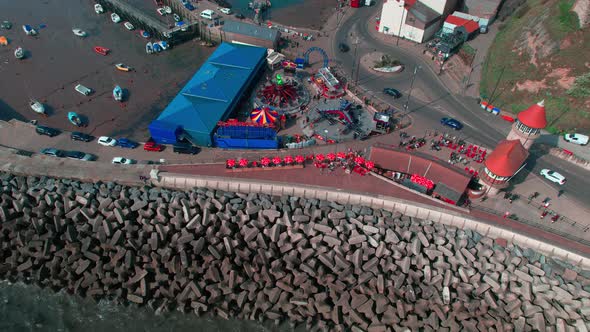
(566, 72, 590, 98)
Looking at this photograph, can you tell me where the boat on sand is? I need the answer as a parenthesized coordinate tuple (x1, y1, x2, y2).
(72, 28, 88, 37)
(146, 42, 153, 54)
(14, 47, 24, 59)
(115, 63, 133, 72)
(94, 4, 104, 14)
(30, 100, 46, 115)
(94, 46, 109, 56)
(22, 25, 37, 36)
(68, 112, 84, 127)
(113, 85, 123, 101)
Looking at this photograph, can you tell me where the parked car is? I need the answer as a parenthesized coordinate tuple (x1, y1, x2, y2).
(112, 157, 135, 165)
(234, 13, 245, 19)
(65, 150, 95, 161)
(40, 148, 65, 157)
(219, 8, 232, 15)
(338, 42, 349, 52)
(97, 136, 117, 147)
(383, 88, 402, 99)
(36, 125, 61, 137)
(440, 117, 463, 130)
(563, 133, 589, 146)
(173, 143, 200, 154)
(117, 138, 139, 149)
(70, 132, 95, 142)
(540, 169, 566, 185)
(144, 141, 164, 152)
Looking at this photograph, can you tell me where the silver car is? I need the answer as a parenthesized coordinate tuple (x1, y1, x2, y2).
(66, 150, 95, 161)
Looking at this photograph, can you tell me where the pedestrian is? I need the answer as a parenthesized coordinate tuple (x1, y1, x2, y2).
(540, 210, 548, 219)
(557, 190, 564, 197)
(503, 211, 510, 219)
(503, 192, 511, 200)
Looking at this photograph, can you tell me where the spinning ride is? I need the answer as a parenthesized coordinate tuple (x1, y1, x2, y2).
(258, 74, 298, 107)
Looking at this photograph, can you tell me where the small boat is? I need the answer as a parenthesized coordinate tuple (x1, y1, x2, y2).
(111, 13, 121, 23)
(164, 6, 172, 14)
(173, 14, 181, 22)
(113, 85, 123, 101)
(0, 36, 8, 46)
(94, 4, 104, 14)
(152, 43, 162, 53)
(1, 21, 12, 30)
(124, 22, 134, 30)
(22, 25, 37, 36)
(30, 100, 46, 115)
(146, 42, 153, 54)
(139, 30, 150, 38)
(14, 47, 24, 59)
(72, 28, 87, 37)
(156, 41, 168, 50)
(94, 46, 110, 56)
(115, 63, 132, 72)
(68, 112, 84, 127)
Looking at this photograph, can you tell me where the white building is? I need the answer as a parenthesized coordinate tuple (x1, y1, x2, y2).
(378, 0, 459, 43)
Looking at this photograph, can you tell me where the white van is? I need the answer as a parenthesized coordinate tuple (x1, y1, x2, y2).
(75, 84, 92, 96)
(200, 9, 214, 20)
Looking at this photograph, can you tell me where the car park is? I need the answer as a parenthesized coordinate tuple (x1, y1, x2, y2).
(70, 132, 94, 142)
(173, 143, 200, 154)
(338, 43, 349, 52)
(112, 157, 135, 165)
(74, 84, 92, 96)
(97, 136, 117, 147)
(117, 138, 139, 149)
(144, 141, 164, 152)
(540, 169, 566, 185)
(563, 133, 589, 146)
(440, 117, 463, 130)
(65, 150, 95, 161)
(41, 148, 65, 157)
(383, 88, 402, 99)
(36, 125, 61, 137)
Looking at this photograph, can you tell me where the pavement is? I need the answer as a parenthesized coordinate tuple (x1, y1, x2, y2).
(2, 116, 590, 246)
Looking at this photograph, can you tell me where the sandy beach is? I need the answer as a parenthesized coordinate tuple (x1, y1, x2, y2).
(0, 0, 214, 141)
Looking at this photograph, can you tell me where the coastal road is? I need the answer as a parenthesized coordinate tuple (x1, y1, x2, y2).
(330, 6, 590, 207)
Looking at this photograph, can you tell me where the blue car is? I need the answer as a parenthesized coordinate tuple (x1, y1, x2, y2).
(183, 2, 195, 11)
(440, 117, 463, 130)
(117, 138, 139, 149)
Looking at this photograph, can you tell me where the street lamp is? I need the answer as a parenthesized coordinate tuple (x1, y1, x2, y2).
(403, 65, 420, 113)
(324, 129, 329, 142)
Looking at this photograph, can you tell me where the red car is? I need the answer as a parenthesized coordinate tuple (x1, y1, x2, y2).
(143, 141, 164, 152)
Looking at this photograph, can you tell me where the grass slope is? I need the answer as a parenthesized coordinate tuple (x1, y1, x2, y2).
(480, 0, 589, 133)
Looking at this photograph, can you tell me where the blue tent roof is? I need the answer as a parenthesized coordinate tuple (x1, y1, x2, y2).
(154, 42, 266, 139)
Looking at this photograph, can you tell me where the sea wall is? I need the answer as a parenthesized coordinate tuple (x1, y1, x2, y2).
(1, 172, 590, 331)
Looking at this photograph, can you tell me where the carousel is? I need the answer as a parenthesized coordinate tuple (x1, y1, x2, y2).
(254, 73, 310, 115)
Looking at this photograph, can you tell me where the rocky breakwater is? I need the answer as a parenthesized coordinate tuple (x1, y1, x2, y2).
(1, 172, 590, 331)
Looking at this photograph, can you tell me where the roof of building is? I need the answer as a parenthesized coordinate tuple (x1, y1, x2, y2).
(484, 140, 529, 177)
(369, 144, 471, 194)
(408, 1, 440, 24)
(433, 182, 463, 203)
(517, 100, 548, 129)
(463, 0, 503, 19)
(222, 20, 279, 42)
(445, 15, 480, 33)
(154, 42, 266, 136)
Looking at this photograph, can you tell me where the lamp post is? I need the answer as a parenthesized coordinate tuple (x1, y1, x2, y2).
(403, 65, 420, 114)
(324, 129, 329, 142)
(396, 3, 405, 46)
(351, 36, 360, 83)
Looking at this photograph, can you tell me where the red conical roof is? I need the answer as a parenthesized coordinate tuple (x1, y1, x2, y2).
(484, 140, 529, 177)
(517, 100, 547, 129)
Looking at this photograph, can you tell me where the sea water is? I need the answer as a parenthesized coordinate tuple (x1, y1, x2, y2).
(0, 280, 304, 332)
(225, 0, 305, 15)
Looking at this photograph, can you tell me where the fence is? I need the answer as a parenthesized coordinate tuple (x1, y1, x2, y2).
(472, 204, 590, 247)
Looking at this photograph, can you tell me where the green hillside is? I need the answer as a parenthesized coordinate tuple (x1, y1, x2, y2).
(480, 0, 590, 133)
